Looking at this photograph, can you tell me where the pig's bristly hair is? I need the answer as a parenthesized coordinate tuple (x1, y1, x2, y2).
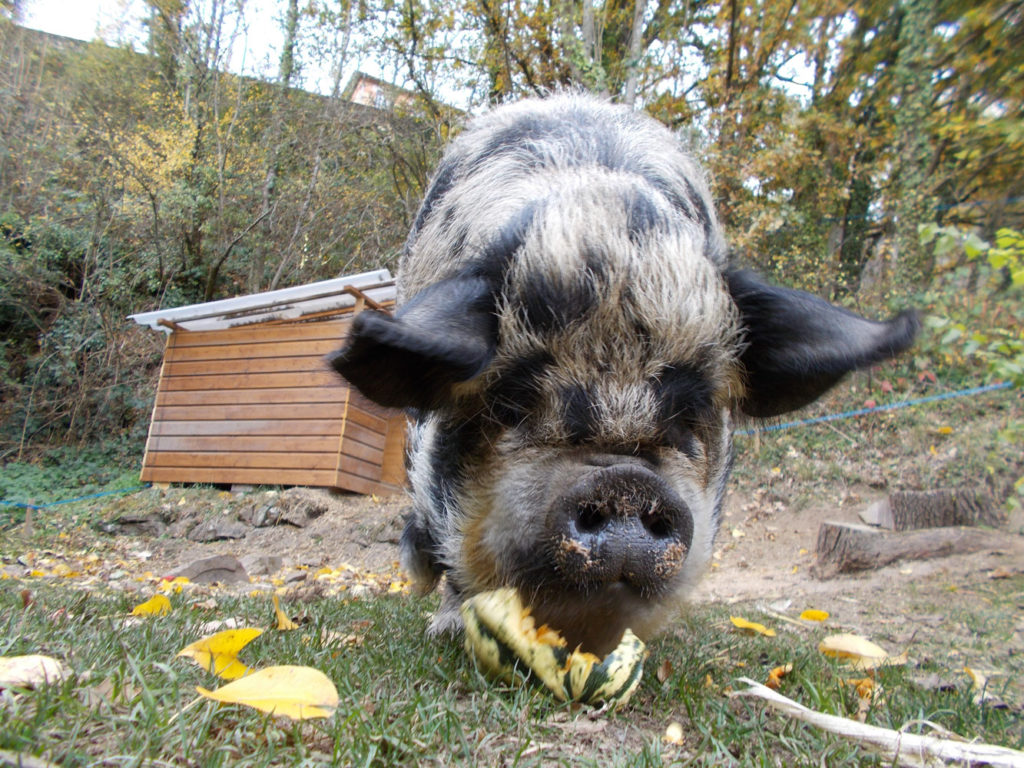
(327, 93, 918, 651)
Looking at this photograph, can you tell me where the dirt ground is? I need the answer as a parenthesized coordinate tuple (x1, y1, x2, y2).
(85, 480, 1024, 620)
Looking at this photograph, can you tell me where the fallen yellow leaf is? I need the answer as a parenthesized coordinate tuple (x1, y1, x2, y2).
(0, 654, 69, 689)
(937, 426, 953, 435)
(799, 609, 829, 622)
(845, 676, 879, 722)
(844, 676, 875, 699)
(964, 665, 993, 692)
(818, 633, 907, 670)
(196, 665, 338, 720)
(131, 594, 171, 617)
(963, 665, 1004, 706)
(159, 577, 191, 594)
(663, 721, 685, 745)
(765, 663, 793, 690)
(730, 616, 776, 637)
(273, 595, 299, 631)
(177, 628, 263, 680)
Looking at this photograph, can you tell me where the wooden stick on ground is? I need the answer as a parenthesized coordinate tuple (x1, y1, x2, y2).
(732, 677, 1024, 768)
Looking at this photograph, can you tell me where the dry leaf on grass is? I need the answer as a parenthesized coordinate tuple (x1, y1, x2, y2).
(730, 616, 776, 637)
(130, 594, 171, 617)
(272, 595, 299, 631)
(818, 633, 907, 671)
(196, 665, 338, 720)
(765, 664, 793, 690)
(177, 628, 263, 680)
(844, 677, 881, 722)
(663, 721, 685, 745)
(0, 654, 69, 689)
(964, 666, 1009, 708)
(799, 609, 829, 622)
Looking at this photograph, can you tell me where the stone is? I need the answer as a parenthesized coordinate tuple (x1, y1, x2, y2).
(239, 554, 284, 576)
(238, 503, 281, 528)
(98, 513, 167, 537)
(186, 519, 249, 542)
(166, 555, 249, 585)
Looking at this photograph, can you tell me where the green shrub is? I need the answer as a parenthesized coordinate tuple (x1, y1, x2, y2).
(917, 225, 1024, 386)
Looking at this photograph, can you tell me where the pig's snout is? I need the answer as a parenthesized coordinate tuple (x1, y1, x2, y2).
(551, 460, 693, 595)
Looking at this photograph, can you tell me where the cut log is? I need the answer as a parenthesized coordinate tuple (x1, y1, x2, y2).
(858, 488, 1003, 531)
(813, 521, 1007, 578)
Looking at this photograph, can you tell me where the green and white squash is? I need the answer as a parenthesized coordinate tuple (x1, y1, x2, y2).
(460, 587, 647, 709)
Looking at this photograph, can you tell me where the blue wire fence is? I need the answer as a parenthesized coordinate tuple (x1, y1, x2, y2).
(734, 381, 1013, 436)
(0, 484, 152, 512)
(0, 380, 1017, 518)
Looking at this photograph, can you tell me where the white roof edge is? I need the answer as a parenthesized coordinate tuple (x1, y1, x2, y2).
(128, 269, 394, 333)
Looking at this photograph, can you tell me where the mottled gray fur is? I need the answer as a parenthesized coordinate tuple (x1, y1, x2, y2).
(331, 93, 917, 654)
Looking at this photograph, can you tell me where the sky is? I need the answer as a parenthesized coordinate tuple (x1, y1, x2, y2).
(22, 0, 146, 44)
(19, 0, 816, 110)
(19, 0, 375, 95)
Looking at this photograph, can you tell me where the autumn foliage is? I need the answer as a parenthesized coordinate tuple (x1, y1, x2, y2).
(0, 0, 1021, 458)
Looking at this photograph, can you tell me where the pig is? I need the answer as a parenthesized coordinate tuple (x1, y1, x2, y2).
(330, 93, 917, 655)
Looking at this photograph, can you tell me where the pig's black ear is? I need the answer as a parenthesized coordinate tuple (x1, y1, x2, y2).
(727, 270, 919, 418)
(329, 274, 497, 411)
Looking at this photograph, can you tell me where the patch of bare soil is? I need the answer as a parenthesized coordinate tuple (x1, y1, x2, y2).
(698, 485, 1024, 610)
(92, 479, 1023, 629)
(131, 487, 412, 579)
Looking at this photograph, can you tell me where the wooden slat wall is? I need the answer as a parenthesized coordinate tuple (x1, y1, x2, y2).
(140, 318, 406, 494)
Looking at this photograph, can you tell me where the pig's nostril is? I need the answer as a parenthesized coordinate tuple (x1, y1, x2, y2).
(574, 501, 609, 533)
(644, 513, 674, 539)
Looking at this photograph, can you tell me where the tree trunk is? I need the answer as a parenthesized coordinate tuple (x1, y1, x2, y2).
(890, 0, 937, 289)
(253, 0, 300, 292)
(621, 0, 647, 106)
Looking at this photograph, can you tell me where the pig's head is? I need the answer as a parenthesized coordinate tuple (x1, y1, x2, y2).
(330, 95, 917, 654)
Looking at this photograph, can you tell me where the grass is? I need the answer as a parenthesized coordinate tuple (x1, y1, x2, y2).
(1, 364, 1021, 765)
(0, 436, 146, 529)
(1, 575, 1021, 767)
(730, 366, 1023, 514)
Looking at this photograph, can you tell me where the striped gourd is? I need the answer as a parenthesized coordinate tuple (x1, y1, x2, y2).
(460, 587, 646, 709)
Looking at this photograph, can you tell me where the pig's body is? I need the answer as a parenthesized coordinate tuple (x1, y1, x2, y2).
(333, 94, 917, 654)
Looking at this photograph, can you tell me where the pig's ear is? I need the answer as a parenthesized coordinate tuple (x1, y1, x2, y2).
(329, 274, 497, 410)
(727, 270, 919, 418)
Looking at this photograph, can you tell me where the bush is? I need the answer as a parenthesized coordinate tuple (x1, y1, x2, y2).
(917, 225, 1024, 386)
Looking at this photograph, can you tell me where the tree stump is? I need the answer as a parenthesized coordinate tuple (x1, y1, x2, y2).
(813, 522, 1006, 578)
(859, 488, 1003, 531)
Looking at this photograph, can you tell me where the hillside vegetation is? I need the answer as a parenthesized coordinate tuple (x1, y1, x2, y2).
(0, 1, 1021, 484)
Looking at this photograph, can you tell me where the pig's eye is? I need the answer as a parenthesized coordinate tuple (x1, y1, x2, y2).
(653, 364, 712, 420)
(486, 351, 553, 426)
(661, 421, 703, 459)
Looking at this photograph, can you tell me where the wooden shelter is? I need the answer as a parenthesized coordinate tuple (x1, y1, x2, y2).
(129, 270, 406, 495)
